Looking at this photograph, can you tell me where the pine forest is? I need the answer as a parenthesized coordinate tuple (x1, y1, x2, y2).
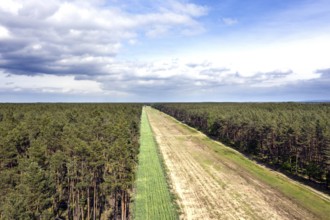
(0, 104, 141, 219)
(1, 103, 329, 220)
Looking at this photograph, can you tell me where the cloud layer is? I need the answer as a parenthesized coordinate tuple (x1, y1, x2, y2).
(0, 0, 329, 102)
(0, 0, 206, 75)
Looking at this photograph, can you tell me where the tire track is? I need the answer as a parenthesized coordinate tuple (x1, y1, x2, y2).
(146, 107, 319, 220)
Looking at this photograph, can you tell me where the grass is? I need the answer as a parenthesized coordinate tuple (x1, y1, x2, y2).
(203, 133, 330, 219)
(133, 107, 178, 220)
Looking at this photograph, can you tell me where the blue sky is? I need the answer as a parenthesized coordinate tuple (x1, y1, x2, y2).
(0, 0, 329, 102)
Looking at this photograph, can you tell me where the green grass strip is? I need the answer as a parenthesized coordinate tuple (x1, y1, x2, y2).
(133, 107, 178, 220)
(203, 135, 330, 219)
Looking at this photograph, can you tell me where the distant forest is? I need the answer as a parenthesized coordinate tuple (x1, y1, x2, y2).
(154, 103, 330, 189)
(0, 104, 142, 219)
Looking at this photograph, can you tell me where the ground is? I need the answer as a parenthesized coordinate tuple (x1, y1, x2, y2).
(145, 107, 330, 220)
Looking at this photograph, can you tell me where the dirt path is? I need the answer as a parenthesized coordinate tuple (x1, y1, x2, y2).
(145, 107, 328, 220)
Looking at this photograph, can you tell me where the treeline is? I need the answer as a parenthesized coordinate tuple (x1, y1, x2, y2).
(153, 103, 330, 189)
(0, 104, 142, 219)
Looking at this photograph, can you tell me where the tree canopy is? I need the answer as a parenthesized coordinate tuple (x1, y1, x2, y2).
(0, 103, 142, 220)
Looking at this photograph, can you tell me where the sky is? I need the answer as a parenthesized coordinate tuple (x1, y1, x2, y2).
(0, 0, 330, 102)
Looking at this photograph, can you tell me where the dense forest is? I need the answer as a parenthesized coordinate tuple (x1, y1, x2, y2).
(153, 103, 330, 189)
(0, 104, 142, 219)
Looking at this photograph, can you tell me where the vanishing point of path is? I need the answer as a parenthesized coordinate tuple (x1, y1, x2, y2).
(145, 107, 330, 220)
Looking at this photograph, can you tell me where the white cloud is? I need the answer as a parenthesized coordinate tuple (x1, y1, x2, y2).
(45, 1, 205, 35)
(146, 25, 169, 38)
(0, 0, 22, 15)
(0, 26, 10, 39)
(0, 0, 208, 74)
(222, 17, 238, 26)
(166, 0, 208, 17)
(173, 33, 330, 87)
(0, 71, 102, 94)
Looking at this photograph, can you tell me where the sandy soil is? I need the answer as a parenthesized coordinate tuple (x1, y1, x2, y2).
(145, 107, 325, 220)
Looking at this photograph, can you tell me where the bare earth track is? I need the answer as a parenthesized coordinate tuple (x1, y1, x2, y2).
(145, 107, 330, 220)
